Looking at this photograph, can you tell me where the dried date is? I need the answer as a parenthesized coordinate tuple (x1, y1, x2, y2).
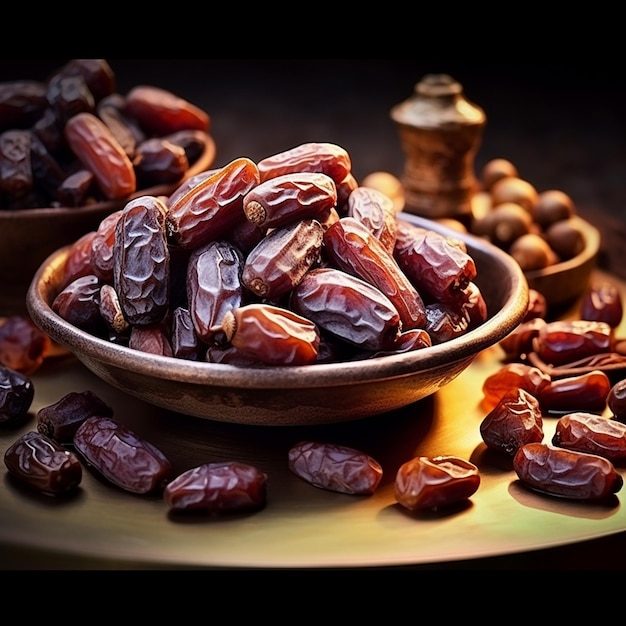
(288, 440, 383, 495)
(166, 157, 260, 249)
(186, 240, 244, 346)
(394, 455, 480, 511)
(290, 267, 402, 351)
(52, 274, 107, 336)
(64, 111, 136, 200)
(164, 461, 267, 513)
(346, 186, 397, 255)
(113, 195, 170, 326)
(532, 320, 612, 367)
(608, 378, 626, 422)
(37, 390, 113, 443)
(324, 216, 426, 331)
(513, 442, 623, 500)
(0, 315, 52, 375)
(4, 431, 82, 496)
(0, 365, 34, 425)
(482, 363, 551, 411)
(480, 388, 544, 456)
(552, 412, 626, 461)
(536, 369, 611, 415)
(242, 218, 324, 300)
(580, 280, 623, 328)
(73, 415, 173, 494)
(243, 171, 337, 229)
(220, 303, 320, 366)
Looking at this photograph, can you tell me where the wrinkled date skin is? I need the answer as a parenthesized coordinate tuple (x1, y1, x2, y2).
(186, 240, 244, 345)
(257, 141, 351, 185)
(346, 186, 397, 255)
(552, 412, 626, 461)
(164, 461, 267, 513)
(480, 388, 544, 456)
(532, 320, 612, 367)
(52, 274, 107, 336)
(513, 442, 623, 500)
(166, 157, 260, 249)
(73, 416, 173, 494)
(4, 431, 82, 496)
(113, 195, 170, 326)
(221, 303, 320, 366)
(394, 455, 480, 511)
(394, 218, 477, 303)
(37, 390, 113, 443)
(0, 365, 34, 424)
(243, 171, 337, 229)
(242, 218, 324, 300)
(290, 267, 402, 351)
(324, 216, 426, 331)
(608, 379, 626, 422)
(64, 111, 136, 200)
(288, 440, 383, 495)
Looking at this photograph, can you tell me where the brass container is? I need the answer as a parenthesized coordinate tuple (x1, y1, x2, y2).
(391, 73, 486, 224)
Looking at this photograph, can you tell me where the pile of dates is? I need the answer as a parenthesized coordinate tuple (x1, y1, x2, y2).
(469, 157, 585, 272)
(0, 58, 211, 210)
(51, 141, 488, 366)
(478, 283, 626, 501)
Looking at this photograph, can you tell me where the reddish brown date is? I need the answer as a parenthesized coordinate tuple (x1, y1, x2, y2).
(113, 195, 170, 326)
(480, 388, 544, 456)
(288, 440, 383, 495)
(536, 369, 611, 415)
(324, 216, 426, 331)
(128, 323, 173, 357)
(346, 186, 397, 255)
(164, 461, 267, 513)
(257, 141, 351, 185)
(0, 315, 52, 376)
(73, 416, 173, 494)
(482, 362, 552, 411)
(0, 129, 33, 197)
(393, 218, 477, 303)
(513, 442, 623, 500)
(0, 365, 34, 425)
(242, 218, 324, 300)
(532, 320, 612, 366)
(290, 267, 402, 351)
(64, 112, 136, 200)
(166, 157, 260, 249)
(552, 412, 626, 461)
(4, 431, 82, 496)
(580, 280, 623, 328)
(133, 137, 189, 187)
(608, 379, 626, 422)
(52, 274, 107, 336)
(221, 303, 320, 366)
(186, 240, 244, 346)
(243, 171, 337, 229)
(394, 455, 480, 511)
(37, 390, 113, 443)
(125, 85, 210, 136)
(91, 209, 122, 283)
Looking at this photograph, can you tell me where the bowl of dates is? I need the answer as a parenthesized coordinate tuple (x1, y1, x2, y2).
(26, 146, 528, 426)
(0, 58, 216, 311)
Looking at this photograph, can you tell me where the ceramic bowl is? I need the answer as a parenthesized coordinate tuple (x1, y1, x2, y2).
(524, 215, 600, 310)
(1, 133, 216, 314)
(26, 213, 528, 427)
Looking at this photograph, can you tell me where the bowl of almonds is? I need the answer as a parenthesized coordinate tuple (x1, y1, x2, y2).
(0, 58, 216, 313)
(26, 142, 528, 426)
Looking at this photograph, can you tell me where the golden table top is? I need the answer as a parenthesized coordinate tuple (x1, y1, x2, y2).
(1, 269, 625, 570)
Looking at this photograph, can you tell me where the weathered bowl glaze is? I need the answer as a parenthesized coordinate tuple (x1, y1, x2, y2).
(1, 133, 216, 314)
(26, 213, 528, 427)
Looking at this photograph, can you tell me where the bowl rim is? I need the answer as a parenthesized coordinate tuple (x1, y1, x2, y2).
(26, 212, 529, 390)
(0, 132, 216, 222)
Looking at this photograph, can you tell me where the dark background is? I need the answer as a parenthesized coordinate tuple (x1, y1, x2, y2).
(2, 58, 626, 274)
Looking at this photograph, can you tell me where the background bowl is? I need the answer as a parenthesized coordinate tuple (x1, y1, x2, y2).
(1, 133, 216, 315)
(524, 215, 600, 311)
(26, 213, 528, 427)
